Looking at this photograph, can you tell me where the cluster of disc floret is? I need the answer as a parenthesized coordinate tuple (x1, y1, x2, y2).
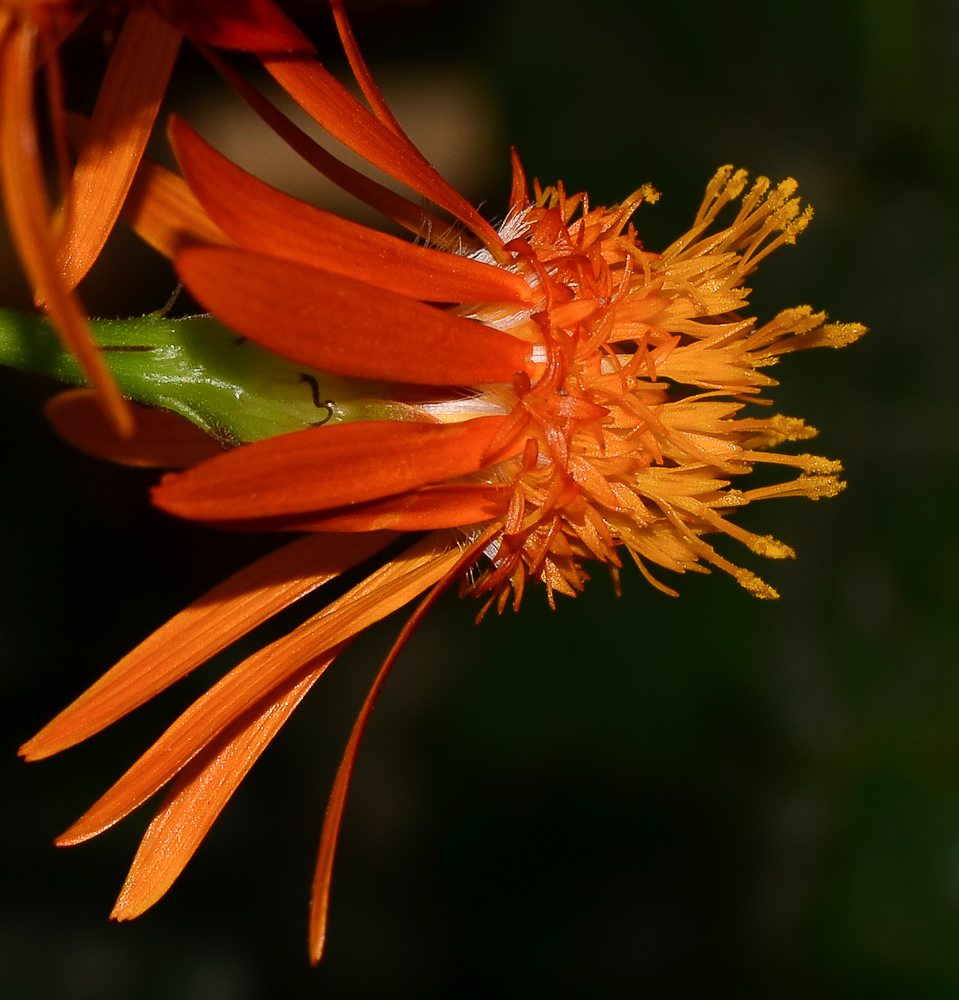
(430, 167, 865, 611)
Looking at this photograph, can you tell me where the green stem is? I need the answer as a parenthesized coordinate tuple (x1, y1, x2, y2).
(0, 307, 403, 443)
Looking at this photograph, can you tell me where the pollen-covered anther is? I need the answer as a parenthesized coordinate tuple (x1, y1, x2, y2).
(797, 455, 843, 475)
(737, 415, 819, 448)
(820, 322, 868, 349)
(736, 571, 780, 601)
(744, 473, 846, 503)
(743, 451, 843, 476)
(803, 475, 846, 500)
(747, 535, 796, 560)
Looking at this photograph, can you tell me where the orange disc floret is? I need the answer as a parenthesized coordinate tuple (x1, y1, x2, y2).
(433, 166, 863, 611)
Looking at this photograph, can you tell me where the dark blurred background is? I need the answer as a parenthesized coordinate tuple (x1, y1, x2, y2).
(2, 0, 958, 996)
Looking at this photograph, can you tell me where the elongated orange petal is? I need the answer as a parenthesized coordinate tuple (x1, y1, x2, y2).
(0, 23, 132, 436)
(56, 531, 462, 844)
(171, 117, 532, 305)
(328, 0, 404, 136)
(176, 246, 531, 385)
(124, 153, 233, 255)
(309, 526, 497, 963)
(200, 43, 451, 241)
(9, 4, 89, 155)
(55, 7, 182, 290)
(64, 112, 232, 256)
(293, 485, 510, 531)
(262, 54, 506, 253)
(40, 17, 71, 197)
(509, 147, 530, 212)
(208, 484, 513, 533)
(112, 656, 336, 920)
(21, 530, 393, 761)
(152, 416, 513, 522)
(44, 389, 224, 468)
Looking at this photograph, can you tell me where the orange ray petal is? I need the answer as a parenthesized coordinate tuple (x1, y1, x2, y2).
(509, 147, 529, 212)
(152, 416, 513, 522)
(328, 0, 405, 138)
(308, 525, 497, 963)
(199, 43, 450, 241)
(55, 7, 182, 291)
(124, 151, 234, 256)
(299, 484, 510, 531)
(20, 530, 394, 761)
(261, 53, 506, 253)
(39, 16, 71, 198)
(204, 484, 513, 533)
(56, 531, 462, 844)
(44, 389, 225, 468)
(176, 246, 531, 385)
(65, 111, 233, 256)
(0, 23, 133, 436)
(171, 117, 533, 305)
(111, 656, 335, 920)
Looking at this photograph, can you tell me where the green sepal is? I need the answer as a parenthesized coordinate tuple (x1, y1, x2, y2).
(0, 308, 409, 444)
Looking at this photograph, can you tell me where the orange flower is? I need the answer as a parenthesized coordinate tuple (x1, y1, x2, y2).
(20, 0, 865, 964)
(0, 0, 311, 435)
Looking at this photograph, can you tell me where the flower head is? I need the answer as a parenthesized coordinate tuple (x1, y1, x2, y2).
(18, 0, 865, 964)
(156, 124, 862, 608)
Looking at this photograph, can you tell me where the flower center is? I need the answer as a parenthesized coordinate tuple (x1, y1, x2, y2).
(453, 188, 674, 611)
(395, 168, 860, 611)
